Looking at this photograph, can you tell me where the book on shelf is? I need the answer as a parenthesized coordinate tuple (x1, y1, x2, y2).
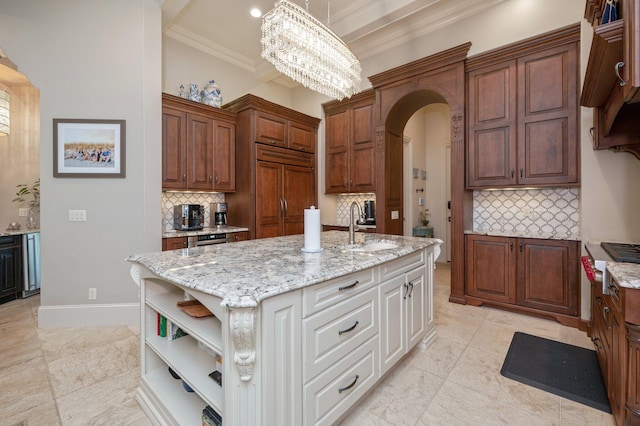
(167, 321, 188, 341)
(159, 315, 167, 338)
(202, 405, 222, 426)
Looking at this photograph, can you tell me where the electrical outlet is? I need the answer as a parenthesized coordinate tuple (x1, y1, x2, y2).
(69, 209, 87, 222)
(18, 208, 28, 217)
(89, 288, 97, 300)
(522, 206, 531, 217)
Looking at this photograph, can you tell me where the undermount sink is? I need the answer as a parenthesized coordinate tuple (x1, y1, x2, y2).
(344, 241, 399, 252)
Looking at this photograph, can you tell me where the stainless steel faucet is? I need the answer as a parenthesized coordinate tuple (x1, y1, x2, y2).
(349, 201, 363, 245)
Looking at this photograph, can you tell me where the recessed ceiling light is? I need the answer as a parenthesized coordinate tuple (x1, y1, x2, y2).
(250, 8, 262, 18)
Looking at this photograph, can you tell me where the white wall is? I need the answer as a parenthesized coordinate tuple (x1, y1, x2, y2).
(0, 0, 162, 327)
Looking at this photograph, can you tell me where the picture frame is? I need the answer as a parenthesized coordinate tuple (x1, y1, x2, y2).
(53, 118, 126, 178)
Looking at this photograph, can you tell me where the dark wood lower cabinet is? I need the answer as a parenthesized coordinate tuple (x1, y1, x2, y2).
(0, 236, 21, 304)
(590, 279, 640, 425)
(465, 234, 579, 326)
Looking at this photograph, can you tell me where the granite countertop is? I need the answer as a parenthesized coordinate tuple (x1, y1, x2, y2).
(607, 262, 640, 289)
(464, 229, 580, 241)
(0, 228, 40, 236)
(162, 226, 249, 238)
(128, 231, 442, 308)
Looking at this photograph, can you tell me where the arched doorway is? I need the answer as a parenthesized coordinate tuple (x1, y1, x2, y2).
(369, 43, 472, 303)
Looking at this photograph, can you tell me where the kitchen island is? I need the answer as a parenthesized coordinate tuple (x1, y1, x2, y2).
(128, 231, 441, 425)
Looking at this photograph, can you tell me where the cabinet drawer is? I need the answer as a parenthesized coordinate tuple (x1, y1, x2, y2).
(256, 143, 315, 168)
(302, 268, 376, 317)
(379, 250, 425, 282)
(303, 288, 377, 381)
(256, 112, 286, 146)
(303, 336, 378, 426)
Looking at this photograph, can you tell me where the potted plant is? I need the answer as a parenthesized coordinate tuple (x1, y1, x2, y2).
(13, 178, 40, 229)
(419, 208, 430, 227)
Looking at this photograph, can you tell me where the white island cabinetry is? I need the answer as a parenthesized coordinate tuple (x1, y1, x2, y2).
(128, 232, 441, 425)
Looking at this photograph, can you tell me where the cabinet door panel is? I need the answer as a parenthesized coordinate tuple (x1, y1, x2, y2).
(326, 151, 348, 194)
(256, 162, 283, 239)
(325, 110, 349, 194)
(466, 235, 516, 303)
(516, 239, 578, 316)
(283, 165, 315, 236)
(467, 62, 517, 188)
(470, 128, 514, 185)
(289, 122, 315, 153)
(256, 113, 286, 147)
(213, 120, 235, 192)
(187, 113, 214, 190)
(350, 145, 376, 192)
(0, 246, 20, 298)
(162, 107, 187, 190)
(522, 119, 568, 181)
(518, 44, 578, 185)
(406, 267, 426, 349)
(379, 275, 405, 375)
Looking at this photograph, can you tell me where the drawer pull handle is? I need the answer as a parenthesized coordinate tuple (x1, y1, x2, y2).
(338, 375, 360, 393)
(338, 281, 359, 291)
(338, 321, 359, 335)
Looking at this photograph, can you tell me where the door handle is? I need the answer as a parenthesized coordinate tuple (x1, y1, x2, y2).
(283, 199, 288, 217)
(279, 198, 284, 215)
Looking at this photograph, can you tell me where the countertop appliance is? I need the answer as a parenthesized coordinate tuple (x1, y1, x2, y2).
(583, 241, 640, 295)
(212, 202, 228, 228)
(21, 232, 40, 298)
(188, 233, 232, 247)
(363, 200, 376, 225)
(173, 204, 203, 231)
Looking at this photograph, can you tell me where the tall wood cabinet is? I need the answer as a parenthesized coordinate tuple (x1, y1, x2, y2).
(223, 94, 321, 240)
(582, 0, 640, 157)
(590, 276, 640, 425)
(465, 234, 580, 326)
(162, 93, 237, 192)
(323, 89, 376, 194)
(466, 24, 580, 188)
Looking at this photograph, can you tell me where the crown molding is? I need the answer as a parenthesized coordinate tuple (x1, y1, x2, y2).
(164, 25, 257, 73)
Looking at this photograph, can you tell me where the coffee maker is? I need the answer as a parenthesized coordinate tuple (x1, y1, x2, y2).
(363, 200, 376, 225)
(212, 202, 228, 227)
(173, 204, 204, 231)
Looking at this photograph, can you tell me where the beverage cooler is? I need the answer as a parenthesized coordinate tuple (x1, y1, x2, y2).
(21, 232, 40, 298)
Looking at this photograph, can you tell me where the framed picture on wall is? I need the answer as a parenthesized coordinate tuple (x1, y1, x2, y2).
(53, 118, 126, 178)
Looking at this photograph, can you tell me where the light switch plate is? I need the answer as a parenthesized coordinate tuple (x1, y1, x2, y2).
(391, 210, 399, 220)
(18, 208, 28, 217)
(68, 209, 87, 222)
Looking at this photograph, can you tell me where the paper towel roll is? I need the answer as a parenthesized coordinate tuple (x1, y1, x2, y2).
(303, 206, 321, 252)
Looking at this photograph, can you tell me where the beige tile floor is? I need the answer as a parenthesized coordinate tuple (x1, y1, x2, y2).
(0, 263, 615, 425)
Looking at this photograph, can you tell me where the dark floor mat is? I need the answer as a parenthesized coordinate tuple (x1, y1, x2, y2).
(500, 332, 611, 413)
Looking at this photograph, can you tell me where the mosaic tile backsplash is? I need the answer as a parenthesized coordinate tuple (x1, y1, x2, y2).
(162, 192, 225, 231)
(473, 188, 580, 236)
(336, 193, 376, 225)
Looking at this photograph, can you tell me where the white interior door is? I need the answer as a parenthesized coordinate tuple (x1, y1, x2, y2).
(403, 136, 412, 236)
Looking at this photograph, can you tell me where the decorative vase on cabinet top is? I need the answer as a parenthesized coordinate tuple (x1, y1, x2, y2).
(188, 83, 200, 102)
(201, 80, 222, 107)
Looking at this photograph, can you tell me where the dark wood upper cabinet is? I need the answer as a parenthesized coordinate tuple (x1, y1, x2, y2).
(582, 0, 640, 157)
(223, 94, 320, 240)
(324, 89, 376, 194)
(161, 93, 237, 192)
(466, 24, 580, 189)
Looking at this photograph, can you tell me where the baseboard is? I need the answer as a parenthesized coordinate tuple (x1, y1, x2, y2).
(37, 302, 139, 328)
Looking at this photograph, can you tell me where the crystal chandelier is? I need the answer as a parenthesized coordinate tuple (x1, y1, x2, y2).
(261, 0, 361, 101)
